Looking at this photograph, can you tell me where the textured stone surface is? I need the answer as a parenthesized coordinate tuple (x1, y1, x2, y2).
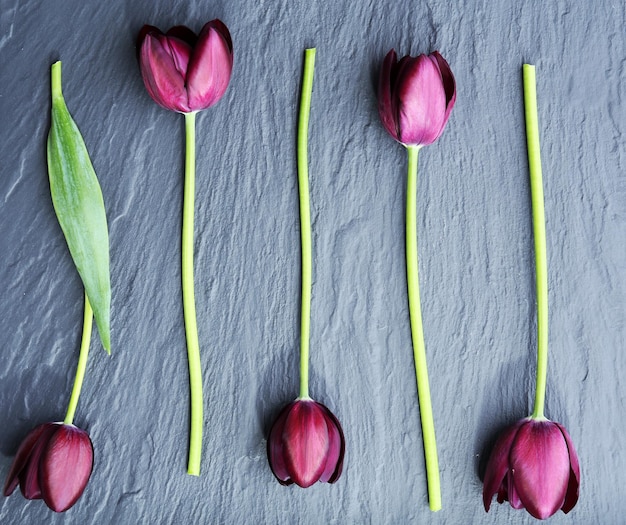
(1, 0, 624, 523)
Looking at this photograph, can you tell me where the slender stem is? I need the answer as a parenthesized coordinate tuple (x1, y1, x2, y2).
(64, 292, 93, 425)
(297, 48, 316, 400)
(182, 111, 203, 475)
(405, 145, 441, 511)
(523, 65, 548, 420)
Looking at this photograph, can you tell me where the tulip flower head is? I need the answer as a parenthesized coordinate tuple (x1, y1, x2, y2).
(138, 20, 233, 113)
(4, 422, 94, 513)
(483, 417, 580, 520)
(267, 399, 345, 488)
(378, 49, 456, 147)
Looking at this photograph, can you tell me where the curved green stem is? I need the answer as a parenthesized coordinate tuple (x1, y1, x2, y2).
(297, 48, 316, 400)
(64, 292, 92, 425)
(406, 145, 441, 511)
(524, 65, 548, 420)
(182, 111, 203, 475)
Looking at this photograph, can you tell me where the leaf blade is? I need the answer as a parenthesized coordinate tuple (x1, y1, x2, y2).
(47, 61, 111, 353)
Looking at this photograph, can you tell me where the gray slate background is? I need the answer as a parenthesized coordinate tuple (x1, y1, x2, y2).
(1, 0, 624, 523)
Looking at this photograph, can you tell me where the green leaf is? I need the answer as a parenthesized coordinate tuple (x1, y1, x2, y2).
(47, 61, 111, 353)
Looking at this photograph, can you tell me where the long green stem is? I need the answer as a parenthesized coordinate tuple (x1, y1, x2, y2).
(64, 292, 93, 425)
(182, 111, 203, 475)
(523, 65, 548, 420)
(406, 145, 441, 511)
(297, 49, 316, 400)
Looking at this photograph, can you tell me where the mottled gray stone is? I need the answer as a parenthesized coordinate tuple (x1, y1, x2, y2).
(1, 0, 625, 523)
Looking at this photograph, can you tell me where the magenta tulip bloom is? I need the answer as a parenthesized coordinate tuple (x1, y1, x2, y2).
(138, 20, 233, 113)
(378, 49, 456, 146)
(4, 422, 94, 512)
(267, 399, 345, 488)
(483, 418, 580, 519)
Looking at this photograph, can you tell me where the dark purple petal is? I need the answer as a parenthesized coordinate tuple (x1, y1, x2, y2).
(3, 422, 57, 497)
(378, 49, 400, 142)
(136, 25, 162, 60)
(139, 32, 190, 112)
(556, 423, 580, 514)
(396, 54, 447, 145)
(430, 51, 456, 136)
(510, 420, 570, 520)
(165, 25, 198, 47)
(267, 403, 295, 485)
(282, 400, 329, 488)
(318, 404, 345, 483)
(18, 424, 61, 500)
(186, 19, 233, 111)
(482, 419, 525, 512)
(389, 55, 416, 141)
(40, 425, 93, 513)
(507, 473, 524, 509)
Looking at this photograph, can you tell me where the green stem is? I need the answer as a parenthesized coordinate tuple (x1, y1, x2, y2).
(64, 292, 93, 425)
(406, 145, 441, 511)
(297, 49, 316, 400)
(524, 65, 548, 420)
(182, 111, 203, 475)
(51, 61, 63, 101)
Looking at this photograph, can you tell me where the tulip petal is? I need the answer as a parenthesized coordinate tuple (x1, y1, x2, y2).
(186, 20, 233, 111)
(163, 36, 192, 82)
(378, 50, 400, 142)
(430, 51, 456, 135)
(389, 55, 415, 141)
(3, 423, 57, 497)
(283, 401, 329, 488)
(18, 424, 61, 500)
(506, 473, 524, 509)
(510, 420, 570, 520)
(205, 19, 233, 54)
(482, 419, 525, 511)
(40, 425, 94, 513)
(140, 32, 190, 112)
(318, 404, 345, 483)
(136, 25, 162, 60)
(556, 423, 580, 514)
(267, 403, 294, 486)
(396, 54, 447, 145)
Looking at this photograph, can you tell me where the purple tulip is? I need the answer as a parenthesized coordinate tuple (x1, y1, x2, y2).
(138, 20, 233, 113)
(3, 422, 94, 513)
(267, 399, 345, 488)
(483, 417, 580, 519)
(378, 49, 456, 147)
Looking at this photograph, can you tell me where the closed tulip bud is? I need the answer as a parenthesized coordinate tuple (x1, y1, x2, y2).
(483, 417, 580, 520)
(3, 422, 94, 513)
(378, 49, 456, 147)
(138, 20, 233, 113)
(267, 399, 345, 488)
